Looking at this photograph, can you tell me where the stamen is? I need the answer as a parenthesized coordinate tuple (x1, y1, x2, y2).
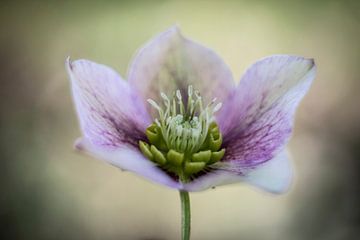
(147, 99, 161, 111)
(142, 85, 225, 178)
(176, 90, 185, 115)
(213, 103, 222, 113)
(161, 92, 171, 116)
(172, 93, 177, 117)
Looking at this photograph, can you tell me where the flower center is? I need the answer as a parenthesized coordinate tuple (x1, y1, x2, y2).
(139, 86, 225, 181)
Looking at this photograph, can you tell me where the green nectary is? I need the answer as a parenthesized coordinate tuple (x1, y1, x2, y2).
(139, 122, 225, 179)
(138, 86, 225, 181)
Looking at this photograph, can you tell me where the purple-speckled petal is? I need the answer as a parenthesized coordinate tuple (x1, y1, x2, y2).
(218, 55, 316, 168)
(66, 59, 180, 189)
(75, 139, 181, 189)
(128, 26, 235, 115)
(66, 58, 151, 148)
(183, 149, 292, 193)
(243, 149, 292, 193)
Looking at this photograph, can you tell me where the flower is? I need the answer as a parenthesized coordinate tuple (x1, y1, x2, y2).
(66, 26, 316, 193)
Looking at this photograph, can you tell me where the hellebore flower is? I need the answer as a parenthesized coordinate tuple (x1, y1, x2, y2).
(66, 26, 315, 240)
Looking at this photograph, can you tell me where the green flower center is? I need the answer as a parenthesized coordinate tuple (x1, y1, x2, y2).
(139, 86, 225, 182)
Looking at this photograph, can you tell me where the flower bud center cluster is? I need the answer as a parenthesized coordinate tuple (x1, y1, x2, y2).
(139, 86, 225, 181)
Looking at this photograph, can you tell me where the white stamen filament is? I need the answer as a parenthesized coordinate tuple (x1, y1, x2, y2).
(147, 85, 222, 154)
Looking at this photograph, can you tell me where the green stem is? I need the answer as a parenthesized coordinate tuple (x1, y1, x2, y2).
(179, 190, 191, 240)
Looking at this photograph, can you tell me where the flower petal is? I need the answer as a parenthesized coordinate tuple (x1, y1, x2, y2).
(66, 58, 151, 148)
(75, 139, 181, 189)
(242, 149, 292, 193)
(218, 55, 316, 167)
(128, 26, 235, 114)
(183, 149, 292, 193)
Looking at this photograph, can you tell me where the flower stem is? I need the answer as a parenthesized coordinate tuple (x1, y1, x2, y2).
(179, 190, 191, 240)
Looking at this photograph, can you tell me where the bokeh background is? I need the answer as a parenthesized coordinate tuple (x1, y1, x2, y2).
(1, 0, 359, 239)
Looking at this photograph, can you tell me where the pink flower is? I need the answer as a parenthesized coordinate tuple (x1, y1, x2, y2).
(66, 27, 316, 193)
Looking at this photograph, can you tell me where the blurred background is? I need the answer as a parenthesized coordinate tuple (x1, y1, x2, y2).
(1, 0, 359, 239)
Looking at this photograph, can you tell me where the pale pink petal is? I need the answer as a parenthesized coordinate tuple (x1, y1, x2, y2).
(128, 26, 235, 115)
(218, 55, 316, 168)
(66, 58, 151, 148)
(76, 139, 181, 189)
(183, 149, 292, 193)
(241, 149, 292, 193)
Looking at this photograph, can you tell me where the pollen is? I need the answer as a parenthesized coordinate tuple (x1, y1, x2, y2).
(139, 86, 225, 181)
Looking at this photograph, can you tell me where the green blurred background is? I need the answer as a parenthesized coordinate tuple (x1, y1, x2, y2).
(1, 0, 359, 239)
